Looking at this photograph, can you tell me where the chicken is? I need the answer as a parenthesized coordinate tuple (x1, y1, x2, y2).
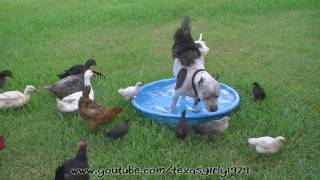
(248, 136, 285, 154)
(0, 70, 13, 89)
(0, 136, 5, 151)
(78, 86, 123, 133)
(105, 120, 130, 140)
(192, 116, 229, 137)
(176, 110, 188, 139)
(118, 82, 143, 101)
(55, 139, 89, 180)
(252, 82, 266, 101)
(57, 59, 104, 79)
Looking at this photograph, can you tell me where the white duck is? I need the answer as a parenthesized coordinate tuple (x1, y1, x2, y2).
(248, 136, 285, 154)
(118, 82, 143, 101)
(0, 85, 37, 108)
(56, 70, 94, 112)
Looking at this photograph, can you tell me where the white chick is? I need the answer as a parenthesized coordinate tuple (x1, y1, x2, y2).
(248, 136, 285, 154)
(118, 82, 143, 101)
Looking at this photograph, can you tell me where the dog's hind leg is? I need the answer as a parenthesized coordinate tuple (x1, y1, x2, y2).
(169, 93, 179, 113)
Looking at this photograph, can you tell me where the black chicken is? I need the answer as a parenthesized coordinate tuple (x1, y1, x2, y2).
(0, 70, 13, 89)
(55, 139, 89, 180)
(172, 17, 201, 67)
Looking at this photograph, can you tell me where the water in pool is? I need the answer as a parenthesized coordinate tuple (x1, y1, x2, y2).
(136, 83, 236, 115)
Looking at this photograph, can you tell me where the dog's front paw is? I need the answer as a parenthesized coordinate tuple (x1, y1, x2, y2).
(192, 108, 201, 113)
(161, 106, 173, 113)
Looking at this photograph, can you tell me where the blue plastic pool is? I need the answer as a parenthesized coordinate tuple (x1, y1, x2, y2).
(132, 78, 240, 127)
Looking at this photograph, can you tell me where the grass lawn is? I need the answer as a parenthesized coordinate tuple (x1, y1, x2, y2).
(0, 0, 320, 179)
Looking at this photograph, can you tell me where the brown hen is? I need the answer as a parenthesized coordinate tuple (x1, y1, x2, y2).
(78, 86, 123, 133)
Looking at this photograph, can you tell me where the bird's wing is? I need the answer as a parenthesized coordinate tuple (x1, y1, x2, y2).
(119, 87, 134, 95)
(62, 92, 82, 102)
(49, 75, 84, 98)
(192, 124, 212, 135)
(0, 91, 23, 101)
(251, 137, 275, 148)
(67, 65, 85, 75)
(82, 100, 106, 119)
(177, 50, 201, 66)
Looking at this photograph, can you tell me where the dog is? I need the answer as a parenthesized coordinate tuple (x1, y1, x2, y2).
(169, 17, 220, 113)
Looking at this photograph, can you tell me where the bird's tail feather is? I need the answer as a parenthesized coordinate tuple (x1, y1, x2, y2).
(118, 89, 124, 94)
(248, 138, 258, 145)
(43, 85, 52, 91)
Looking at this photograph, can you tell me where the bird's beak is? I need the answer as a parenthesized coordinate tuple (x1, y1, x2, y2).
(198, 33, 203, 41)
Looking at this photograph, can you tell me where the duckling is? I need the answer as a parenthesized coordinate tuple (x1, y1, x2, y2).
(118, 82, 143, 101)
(0, 70, 13, 89)
(0, 85, 37, 108)
(176, 110, 188, 139)
(45, 70, 94, 99)
(56, 71, 95, 113)
(57, 59, 104, 79)
(104, 120, 130, 140)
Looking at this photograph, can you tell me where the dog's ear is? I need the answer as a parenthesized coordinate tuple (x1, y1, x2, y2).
(198, 77, 204, 87)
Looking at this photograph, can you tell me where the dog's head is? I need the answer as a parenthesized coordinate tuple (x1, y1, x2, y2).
(197, 75, 220, 112)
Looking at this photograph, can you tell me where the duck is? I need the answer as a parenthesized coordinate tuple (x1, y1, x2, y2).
(118, 82, 143, 101)
(0, 85, 37, 108)
(56, 70, 94, 112)
(0, 70, 13, 89)
(57, 58, 104, 79)
(45, 70, 94, 99)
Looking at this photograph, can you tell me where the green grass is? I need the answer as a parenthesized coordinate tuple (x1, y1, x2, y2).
(0, 0, 320, 179)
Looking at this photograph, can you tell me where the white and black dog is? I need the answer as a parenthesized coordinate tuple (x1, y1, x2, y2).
(169, 17, 220, 113)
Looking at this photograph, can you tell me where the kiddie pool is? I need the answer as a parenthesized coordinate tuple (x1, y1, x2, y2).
(132, 78, 240, 128)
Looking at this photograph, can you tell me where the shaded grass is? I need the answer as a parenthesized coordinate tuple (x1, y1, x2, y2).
(0, 0, 320, 179)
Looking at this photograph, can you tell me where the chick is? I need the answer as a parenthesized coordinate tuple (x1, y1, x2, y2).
(104, 120, 130, 140)
(57, 59, 104, 79)
(78, 86, 123, 133)
(176, 110, 188, 139)
(192, 116, 229, 137)
(252, 82, 266, 101)
(118, 82, 143, 101)
(0, 135, 5, 151)
(248, 136, 285, 154)
(0, 70, 13, 89)
(55, 139, 89, 180)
